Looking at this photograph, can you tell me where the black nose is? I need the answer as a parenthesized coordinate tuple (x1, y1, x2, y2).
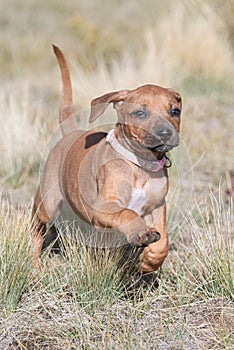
(156, 128, 172, 142)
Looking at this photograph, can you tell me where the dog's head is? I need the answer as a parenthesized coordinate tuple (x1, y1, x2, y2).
(89, 84, 182, 153)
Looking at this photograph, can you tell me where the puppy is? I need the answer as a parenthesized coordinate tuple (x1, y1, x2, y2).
(31, 46, 182, 273)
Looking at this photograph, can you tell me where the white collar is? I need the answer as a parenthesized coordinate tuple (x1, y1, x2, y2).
(106, 129, 166, 172)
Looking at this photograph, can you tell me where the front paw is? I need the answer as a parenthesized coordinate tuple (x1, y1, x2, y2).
(130, 228, 161, 247)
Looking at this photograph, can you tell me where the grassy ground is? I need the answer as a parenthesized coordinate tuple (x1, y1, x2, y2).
(0, 0, 233, 349)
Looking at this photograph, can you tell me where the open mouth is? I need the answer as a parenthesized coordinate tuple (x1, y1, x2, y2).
(148, 144, 173, 152)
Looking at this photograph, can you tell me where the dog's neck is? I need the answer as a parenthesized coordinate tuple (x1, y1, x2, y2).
(114, 123, 164, 161)
(106, 127, 167, 173)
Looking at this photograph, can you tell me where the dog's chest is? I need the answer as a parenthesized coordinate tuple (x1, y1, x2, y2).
(127, 173, 167, 216)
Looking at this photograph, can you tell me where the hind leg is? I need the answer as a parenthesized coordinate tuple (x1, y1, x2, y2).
(42, 224, 60, 253)
(31, 186, 62, 267)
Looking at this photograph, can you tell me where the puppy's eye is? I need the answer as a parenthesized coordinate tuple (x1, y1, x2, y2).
(133, 111, 147, 118)
(170, 108, 180, 118)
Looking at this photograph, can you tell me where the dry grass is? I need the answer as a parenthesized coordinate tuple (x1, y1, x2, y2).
(71, 3, 233, 110)
(0, 0, 234, 349)
(166, 192, 234, 300)
(0, 193, 233, 349)
(0, 201, 33, 315)
(0, 85, 46, 188)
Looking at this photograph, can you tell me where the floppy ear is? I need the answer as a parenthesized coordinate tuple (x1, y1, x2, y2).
(167, 88, 182, 105)
(173, 91, 182, 104)
(89, 90, 129, 123)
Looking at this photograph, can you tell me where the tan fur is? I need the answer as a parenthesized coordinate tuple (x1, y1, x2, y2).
(31, 46, 182, 273)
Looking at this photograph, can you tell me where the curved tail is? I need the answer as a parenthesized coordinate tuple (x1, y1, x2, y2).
(52, 45, 77, 136)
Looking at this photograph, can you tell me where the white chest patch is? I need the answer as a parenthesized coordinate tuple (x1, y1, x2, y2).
(127, 188, 147, 216)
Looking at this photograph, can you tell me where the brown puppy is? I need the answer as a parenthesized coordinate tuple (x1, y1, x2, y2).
(31, 46, 182, 273)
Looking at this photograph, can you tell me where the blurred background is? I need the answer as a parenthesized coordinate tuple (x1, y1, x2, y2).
(0, 0, 233, 203)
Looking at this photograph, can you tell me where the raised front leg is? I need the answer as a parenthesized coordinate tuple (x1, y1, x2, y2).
(92, 207, 161, 246)
(138, 203, 168, 273)
(91, 161, 161, 247)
